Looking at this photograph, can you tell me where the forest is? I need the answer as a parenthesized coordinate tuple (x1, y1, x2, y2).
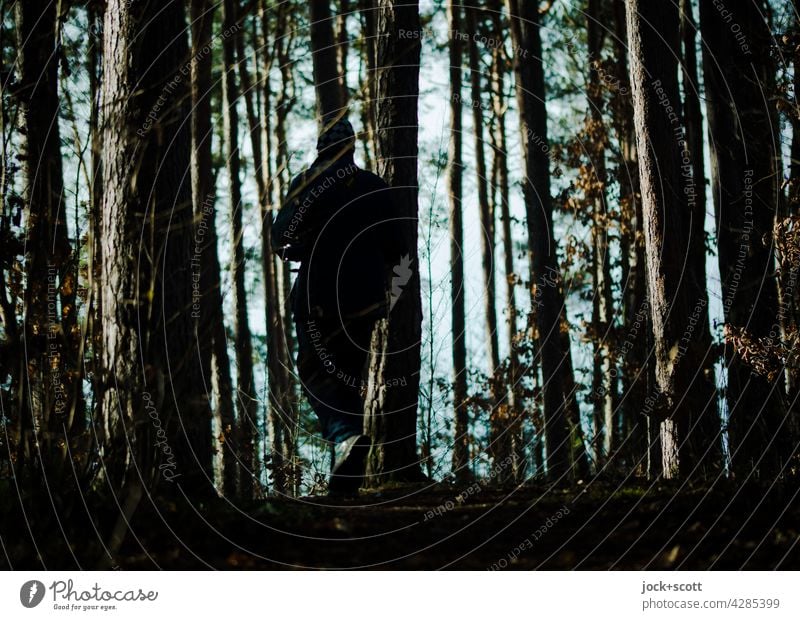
(1, 0, 799, 570)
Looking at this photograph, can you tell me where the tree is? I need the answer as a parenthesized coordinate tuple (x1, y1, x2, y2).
(677, 0, 719, 475)
(222, 0, 258, 497)
(489, 3, 524, 481)
(505, 0, 574, 479)
(15, 0, 75, 476)
(465, 2, 505, 472)
(310, 0, 346, 117)
(447, 0, 470, 480)
(100, 0, 213, 497)
(190, 0, 237, 496)
(700, 0, 789, 478)
(625, 0, 708, 479)
(363, 0, 424, 483)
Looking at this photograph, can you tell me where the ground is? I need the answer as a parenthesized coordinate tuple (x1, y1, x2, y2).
(4, 478, 798, 570)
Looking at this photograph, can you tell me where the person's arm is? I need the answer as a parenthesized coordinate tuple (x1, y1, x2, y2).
(271, 171, 313, 261)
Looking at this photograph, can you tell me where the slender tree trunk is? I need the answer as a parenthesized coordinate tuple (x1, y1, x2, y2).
(489, 15, 524, 481)
(611, 0, 650, 477)
(626, 0, 705, 479)
(363, 0, 424, 484)
(465, 3, 505, 472)
(505, 0, 572, 480)
(678, 0, 719, 476)
(448, 0, 470, 481)
(337, 0, 351, 100)
(190, 0, 238, 496)
(586, 0, 615, 468)
(222, 0, 258, 498)
(359, 0, 378, 159)
(700, 0, 788, 478)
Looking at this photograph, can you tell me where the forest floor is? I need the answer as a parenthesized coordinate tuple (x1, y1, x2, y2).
(5, 478, 799, 569)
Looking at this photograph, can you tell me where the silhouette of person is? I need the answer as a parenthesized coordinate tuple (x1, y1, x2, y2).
(272, 112, 405, 495)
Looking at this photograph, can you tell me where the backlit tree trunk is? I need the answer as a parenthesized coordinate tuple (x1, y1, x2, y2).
(363, 0, 424, 484)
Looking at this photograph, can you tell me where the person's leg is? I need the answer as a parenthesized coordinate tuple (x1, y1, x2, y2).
(295, 316, 370, 444)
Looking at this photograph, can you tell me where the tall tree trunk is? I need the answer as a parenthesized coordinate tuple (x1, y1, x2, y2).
(363, 0, 424, 484)
(15, 0, 74, 475)
(448, 0, 470, 481)
(489, 12, 524, 481)
(611, 0, 650, 477)
(100, 0, 213, 495)
(586, 0, 615, 468)
(700, 0, 788, 478)
(310, 0, 346, 118)
(465, 3, 505, 472)
(505, 0, 573, 480)
(625, 0, 706, 479)
(222, 0, 258, 498)
(678, 0, 719, 476)
(190, 0, 237, 496)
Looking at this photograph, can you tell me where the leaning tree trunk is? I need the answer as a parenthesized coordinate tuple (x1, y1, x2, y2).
(505, 0, 573, 480)
(100, 0, 213, 496)
(190, 0, 238, 497)
(626, 0, 707, 479)
(447, 0, 470, 481)
(700, 0, 788, 479)
(363, 0, 424, 484)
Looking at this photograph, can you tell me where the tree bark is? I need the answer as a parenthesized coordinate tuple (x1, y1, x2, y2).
(100, 0, 213, 494)
(363, 0, 424, 484)
(626, 0, 707, 479)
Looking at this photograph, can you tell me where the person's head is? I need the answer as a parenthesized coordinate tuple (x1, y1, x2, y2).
(317, 112, 355, 160)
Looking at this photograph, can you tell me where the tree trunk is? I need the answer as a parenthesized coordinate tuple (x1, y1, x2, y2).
(489, 10, 524, 481)
(190, 0, 238, 496)
(222, 0, 258, 498)
(448, 0, 470, 481)
(505, 0, 572, 480)
(310, 0, 346, 118)
(586, 0, 615, 468)
(15, 0, 74, 474)
(100, 0, 213, 494)
(700, 0, 788, 478)
(363, 0, 424, 484)
(678, 0, 719, 476)
(625, 0, 706, 479)
(610, 0, 650, 477)
(465, 3, 505, 473)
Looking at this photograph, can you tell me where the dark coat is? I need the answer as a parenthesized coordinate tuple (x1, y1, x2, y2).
(271, 154, 405, 321)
